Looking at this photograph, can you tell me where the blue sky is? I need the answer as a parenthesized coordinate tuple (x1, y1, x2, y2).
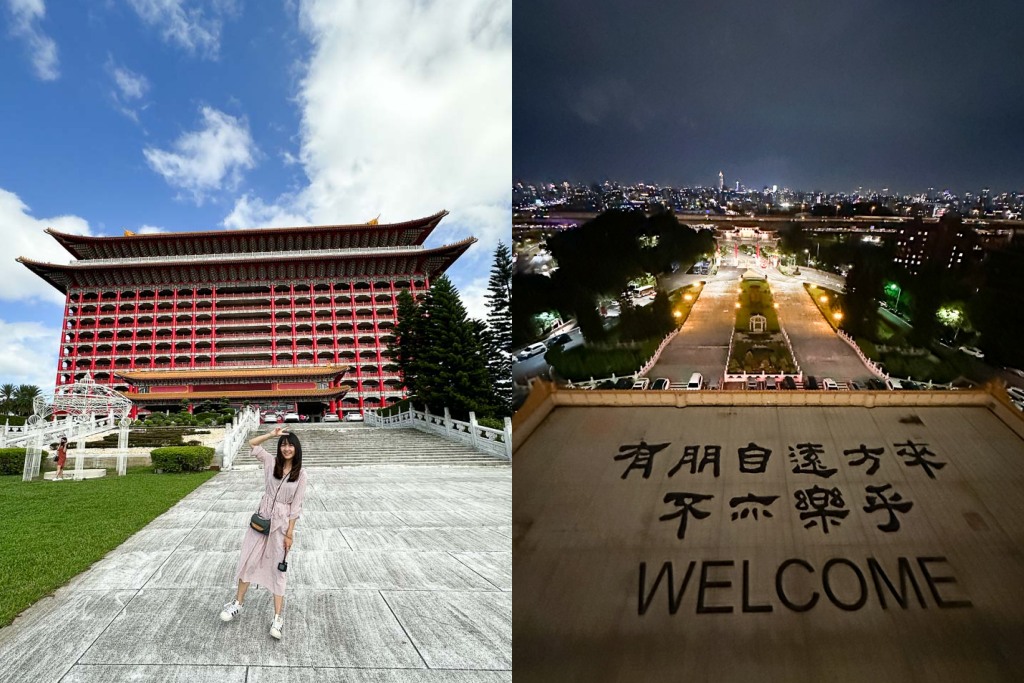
(0, 0, 511, 391)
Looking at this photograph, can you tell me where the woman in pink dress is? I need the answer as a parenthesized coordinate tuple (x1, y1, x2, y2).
(218, 426, 308, 640)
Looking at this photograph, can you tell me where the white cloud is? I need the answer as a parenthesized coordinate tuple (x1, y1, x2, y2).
(106, 58, 150, 122)
(111, 63, 149, 100)
(0, 319, 63, 391)
(457, 275, 489, 322)
(136, 225, 164, 234)
(222, 193, 309, 230)
(0, 187, 93, 305)
(5, 0, 59, 80)
(143, 106, 258, 203)
(124, 0, 237, 59)
(223, 0, 511, 277)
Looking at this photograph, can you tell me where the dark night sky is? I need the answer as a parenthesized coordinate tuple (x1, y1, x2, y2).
(514, 0, 1024, 194)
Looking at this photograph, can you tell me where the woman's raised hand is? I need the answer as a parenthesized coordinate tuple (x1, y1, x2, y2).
(272, 427, 289, 437)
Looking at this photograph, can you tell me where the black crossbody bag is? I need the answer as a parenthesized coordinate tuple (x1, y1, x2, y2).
(250, 476, 286, 535)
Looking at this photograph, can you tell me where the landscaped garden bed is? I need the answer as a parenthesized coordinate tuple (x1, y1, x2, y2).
(727, 278, 797, 375)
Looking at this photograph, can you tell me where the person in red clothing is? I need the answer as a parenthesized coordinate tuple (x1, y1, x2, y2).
(55, 436, 68, 480)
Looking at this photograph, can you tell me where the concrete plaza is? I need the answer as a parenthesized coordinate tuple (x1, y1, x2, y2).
(0, 466, 512, 682)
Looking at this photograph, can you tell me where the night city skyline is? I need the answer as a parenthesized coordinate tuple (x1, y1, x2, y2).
(514, 0, 1024, 193)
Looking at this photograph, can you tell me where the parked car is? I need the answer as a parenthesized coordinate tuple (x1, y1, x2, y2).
(805, 376, 819, 390)
(746, 376, 759, 390)
(517, 342, 548, 361)
(822, 378, 838, 391)
(615, 377, 634, 390)
(545, 333, 573, 348)
(865, 378, 888, 390)
(687, 372, 704, 390)
(958, 345, 985, 359)
(781, 376, 797, 390)
(1012, 399, 1024, 412)
(322, 413, 340, 422)
(1003, 367, 1024, 378)
(632, 378, 650, 390)
(343, 412, 364, 422)
(651, 378, 671, 390)
(849, 381, 862, 391)
(1006, 386, 1024, 402)
(283, 412, 301, 423)
(263, 412, 279, 423)
(765, 377, 777, 390)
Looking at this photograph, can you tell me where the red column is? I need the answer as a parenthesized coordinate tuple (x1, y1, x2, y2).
(351, 281, 363, 412)
(190, 288, 197, 369)
(210, 288, 217, 367)
(56, 290, 72, 388)
(130, 289, 140, 370)
(290, 284, 297, 365)
(170, 288, 178, 368)
(330, 283, 339, 365)
(270, 287, 278, 367)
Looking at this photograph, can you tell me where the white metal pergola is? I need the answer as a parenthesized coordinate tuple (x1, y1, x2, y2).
(13, 375, 134, 481)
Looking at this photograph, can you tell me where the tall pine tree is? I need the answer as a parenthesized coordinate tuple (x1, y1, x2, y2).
(485, 242, 513, 414)
(417, 275, 496, 420)
(389, 289, 424, 398)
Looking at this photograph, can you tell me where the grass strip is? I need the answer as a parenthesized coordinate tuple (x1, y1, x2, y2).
(0, 466, 217, 628)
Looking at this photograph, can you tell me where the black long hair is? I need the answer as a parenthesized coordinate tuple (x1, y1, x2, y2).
(273, 432, 302, 482)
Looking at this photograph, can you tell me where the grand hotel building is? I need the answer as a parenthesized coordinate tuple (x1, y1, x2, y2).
(18, 212, 473, 418)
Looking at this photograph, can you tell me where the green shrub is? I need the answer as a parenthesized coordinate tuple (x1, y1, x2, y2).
(857, 338, 879, 360)
(0, 448, 28, 475)
(150, 446, 214, 473)
(546, 337, 662, 381)
(477, 416, 505, 430)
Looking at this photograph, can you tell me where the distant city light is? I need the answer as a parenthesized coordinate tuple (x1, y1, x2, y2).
(820, 295, 828, 303)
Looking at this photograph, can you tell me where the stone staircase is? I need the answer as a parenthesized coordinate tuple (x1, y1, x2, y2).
(231, 424, 510, 468)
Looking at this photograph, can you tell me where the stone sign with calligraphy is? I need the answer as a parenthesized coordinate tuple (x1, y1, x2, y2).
(513, 404, 1024, 681)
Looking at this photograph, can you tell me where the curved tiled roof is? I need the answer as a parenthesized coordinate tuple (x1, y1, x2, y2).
(46, 211, 448, 259)
(17, 238, 475, 294)
(115, 365, 348, 382)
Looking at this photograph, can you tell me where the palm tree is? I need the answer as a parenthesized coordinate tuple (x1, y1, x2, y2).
(14, 384, 41, 417)
(0, 383, 15, 416)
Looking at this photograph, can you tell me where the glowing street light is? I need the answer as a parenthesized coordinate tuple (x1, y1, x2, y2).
(735, 302, 741, 309)
(833, 311, 843, 320)
(673, 310, 682, 318)
(819, 295, 828, 303)
(773, 303, 779, 309)
(684, 293, 693, 301)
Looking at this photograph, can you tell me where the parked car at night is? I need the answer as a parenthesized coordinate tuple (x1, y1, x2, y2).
(805, 376, 819, 390)
(1007, 386, 1024, 403)
(651, 378, 670, 391)
(958, 345, 985, 359)
(632, 378, 650, 390)
(822, 378, 838, 390)
(545, 333, 573, 348)
(517, 342, 547, 361)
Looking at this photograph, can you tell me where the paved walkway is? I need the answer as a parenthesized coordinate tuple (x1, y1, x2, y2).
(771, 276, 875, 381)
(646, 269, 741, 384)
(0, 466, 512, 682)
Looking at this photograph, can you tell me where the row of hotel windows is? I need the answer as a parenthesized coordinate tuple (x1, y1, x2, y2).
(68, 298, 414, 314)
(68, 280, 428, 301)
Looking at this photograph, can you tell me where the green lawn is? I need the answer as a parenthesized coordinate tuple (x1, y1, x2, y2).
(0, 467, 217, 628)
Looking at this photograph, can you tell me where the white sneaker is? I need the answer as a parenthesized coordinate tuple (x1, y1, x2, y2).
(269, 614, 284, 639)
(220, 600, 243, 622)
